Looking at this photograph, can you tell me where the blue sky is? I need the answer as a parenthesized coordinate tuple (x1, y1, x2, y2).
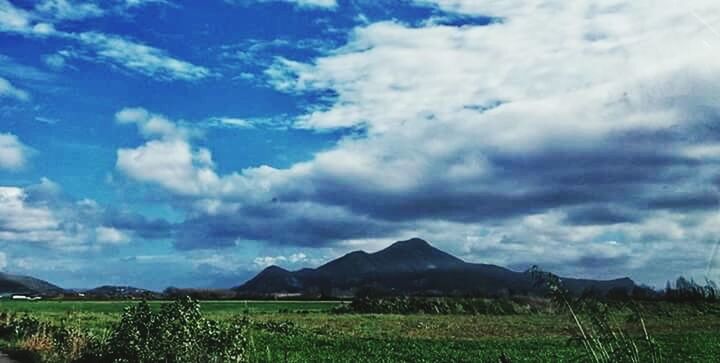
(1, 0, 720, 290)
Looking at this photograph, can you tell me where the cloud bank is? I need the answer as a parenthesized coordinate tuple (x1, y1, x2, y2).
(110, 0, 720, 284)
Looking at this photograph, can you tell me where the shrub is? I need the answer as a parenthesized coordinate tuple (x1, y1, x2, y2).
(0, 298, 251, 363)
(95, 297, 249, 363)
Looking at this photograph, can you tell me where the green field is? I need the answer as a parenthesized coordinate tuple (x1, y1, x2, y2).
(0, 300, 341, 316)
(0, 299, 719, 362)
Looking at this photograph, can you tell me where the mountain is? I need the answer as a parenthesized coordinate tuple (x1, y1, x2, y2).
(234, 238, 636, 298)
(0, 272, 65, 295)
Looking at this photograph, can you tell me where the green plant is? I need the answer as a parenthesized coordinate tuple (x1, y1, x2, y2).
(529, 266, 662, 363)
(339, 296, 523, 315)
(94, 297, 249, 363)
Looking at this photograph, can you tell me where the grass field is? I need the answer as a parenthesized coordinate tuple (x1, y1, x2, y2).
(0, 299, 719, 362)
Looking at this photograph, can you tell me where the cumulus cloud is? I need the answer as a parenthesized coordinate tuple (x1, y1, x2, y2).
(113, 1, 720, 284)
(115, 107, 193, 139)
(0, 186, 58, 232)
(115, 108, 220, 196)
(117, 138, 219, 196)
(0, 133, 29, 170)
(0, 179, 170, 251)
(0, 184, 77, 249)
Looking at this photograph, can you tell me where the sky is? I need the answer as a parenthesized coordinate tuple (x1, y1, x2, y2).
(1, 0, 720, 290)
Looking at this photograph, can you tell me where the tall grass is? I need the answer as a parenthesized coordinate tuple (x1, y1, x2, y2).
(529, 266, 662, 363)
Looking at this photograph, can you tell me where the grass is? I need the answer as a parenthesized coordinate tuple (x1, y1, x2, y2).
(0, 299, 719, 362)
(0, 300, 342, 314)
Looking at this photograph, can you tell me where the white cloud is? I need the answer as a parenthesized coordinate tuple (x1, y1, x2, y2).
(124, 0, 170, 7)
(115, 108, 222, 195)
(96, 226, 129, 244)
(0, 0, 55, 36)
(254, 252, 308, 268)
(76, 32, 211, 81)
(117, 138, 220, 196)
(270, 13, 716, 142)
(0, 77, 29, 101)
(115, 107, 192, 139)
(253, 255, 285, 267)
(0, 186, 59, 233)
(0, 1, 208, 81)
(0, 0, 31, 32)
(43, 53, 66, 70)
(204, 117, 255, 129)
(0, 133, 29, 170)
(231, 0, 336, 9)
(0, 252, 6, 270)
(35, 0, 104, 21)
(288, 252, 307, 263)
(287, 0, 336, 8)
(115, 1, 720, 284)
(0, 180, 136, 251)
(115, 108, 291, 199)
(34, 116, 59, 124)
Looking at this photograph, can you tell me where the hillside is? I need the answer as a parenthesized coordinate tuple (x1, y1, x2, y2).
(0, 272, 65, 295)
(235, 238, 636, 297)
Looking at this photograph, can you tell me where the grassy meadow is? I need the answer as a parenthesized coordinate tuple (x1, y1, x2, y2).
(0, 299, 718, 362)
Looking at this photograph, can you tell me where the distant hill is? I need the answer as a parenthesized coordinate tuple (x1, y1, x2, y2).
(84, 285, 160, 299)
(0, 272, 64, 295)
(234, 238, 636, 298)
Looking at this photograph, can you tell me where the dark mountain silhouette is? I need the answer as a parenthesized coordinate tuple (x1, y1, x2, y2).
(0, 272, 64, 295)
(234, 238, 636, 297)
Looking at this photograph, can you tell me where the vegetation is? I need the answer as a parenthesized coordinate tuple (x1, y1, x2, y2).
(0, 297, 717, 362)
(0, 298, 251, 363)
(529, 266, 661, 363)
(336, 296, 545, 315)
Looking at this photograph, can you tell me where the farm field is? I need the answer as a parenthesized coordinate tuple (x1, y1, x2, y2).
(0, 300, 719, 362)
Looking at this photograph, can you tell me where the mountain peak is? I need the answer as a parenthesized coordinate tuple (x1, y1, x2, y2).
(373, 238, 465, 269)
(387, 238, 432, 249)
(257, 265, 290, 276)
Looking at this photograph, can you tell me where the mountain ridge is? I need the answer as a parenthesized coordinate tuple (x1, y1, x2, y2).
(235, 238, 636, 297)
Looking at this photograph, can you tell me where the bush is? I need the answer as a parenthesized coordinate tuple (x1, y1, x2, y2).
(94, 297, 249, 363)
(0, 298, 250, 363)
(1, 315, 48, 339)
